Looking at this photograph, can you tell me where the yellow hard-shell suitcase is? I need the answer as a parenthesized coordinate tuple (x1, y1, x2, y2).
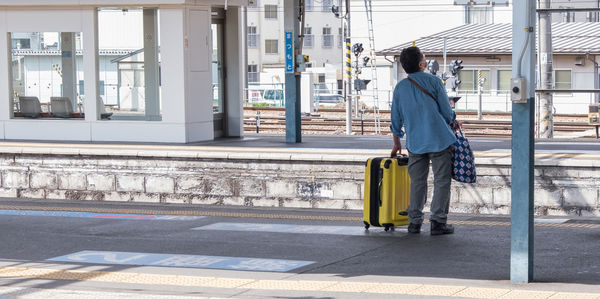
(363, 157, 411, 231)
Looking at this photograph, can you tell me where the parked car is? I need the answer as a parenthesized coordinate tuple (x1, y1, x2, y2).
(315, 94, 344, 107)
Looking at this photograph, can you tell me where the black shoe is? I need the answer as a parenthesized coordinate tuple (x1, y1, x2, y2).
(430, 220, 454, 235)
(407, 222, 421, 234)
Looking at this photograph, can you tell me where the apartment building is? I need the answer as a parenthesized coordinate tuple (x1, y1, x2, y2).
(246, 0, 344, 85)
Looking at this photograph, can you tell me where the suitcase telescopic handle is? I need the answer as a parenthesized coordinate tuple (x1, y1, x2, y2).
(377, 169, 383, 207)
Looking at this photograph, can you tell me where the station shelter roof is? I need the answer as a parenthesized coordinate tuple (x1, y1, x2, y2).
(377, 22, 600, 57)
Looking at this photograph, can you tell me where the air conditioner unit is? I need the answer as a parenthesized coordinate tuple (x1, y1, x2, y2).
(575, 57, 585, 66)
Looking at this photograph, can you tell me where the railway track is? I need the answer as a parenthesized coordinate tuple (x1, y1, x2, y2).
(243, 107, 598, 138)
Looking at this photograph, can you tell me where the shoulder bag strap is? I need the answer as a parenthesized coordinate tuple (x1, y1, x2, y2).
(407, 76, 458, 129)
(407, 76, 440, 109)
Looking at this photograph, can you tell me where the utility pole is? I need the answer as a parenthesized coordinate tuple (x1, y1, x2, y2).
(539, 0, 553, 138)
(345, 0, 352, 135)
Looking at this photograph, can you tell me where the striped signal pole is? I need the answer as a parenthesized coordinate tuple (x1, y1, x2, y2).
(345, 38, 352, 134)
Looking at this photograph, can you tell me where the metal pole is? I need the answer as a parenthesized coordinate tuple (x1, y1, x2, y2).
(361, 106, 364, 135)
(285, 0, 301, 143)
(477, 70, 482, 120)
(256, 111, 260, 133)
(443, 38, 447, 81)
(345, 0, 352, 135)
(593, 56, 599, 103)
(511, 0, 536, 284)
(539, 0, 553, 138)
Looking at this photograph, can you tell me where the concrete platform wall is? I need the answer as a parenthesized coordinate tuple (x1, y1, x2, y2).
(0, 150, 598, 216)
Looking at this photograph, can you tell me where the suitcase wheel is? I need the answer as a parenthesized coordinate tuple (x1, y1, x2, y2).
(384, 224, 394, 232)
(363, 221, 370, 230)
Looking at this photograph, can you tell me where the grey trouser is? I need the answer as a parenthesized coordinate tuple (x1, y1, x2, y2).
(407, 146, 452, 224)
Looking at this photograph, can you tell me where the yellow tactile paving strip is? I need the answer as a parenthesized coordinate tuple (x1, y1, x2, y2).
(0, 266, 597, 298)
(1, 204, 599, 229)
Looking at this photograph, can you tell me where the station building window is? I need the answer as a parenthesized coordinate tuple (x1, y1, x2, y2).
(265, 39, 278, 54)
(265, 5, 278, 19)
(10, 32, 85, 119)
(497, 70, 512, 93)
(459, 70, 490, 93)
(248, 65, 259, 83)
(97, 7, 162, 121)
(306, 0, 314, 11)
(464, 6, 493, 24)
(322, 27, 333, 48)
(554, 70, 572, 90)
(304, 27, 314, 48)
(554, 69, 572, 95)
(11, 38, 31, 50)
(248, 26, 258, 48)
(322, 0, 332, 12)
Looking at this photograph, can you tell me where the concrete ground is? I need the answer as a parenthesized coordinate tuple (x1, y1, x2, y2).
(6, 134, 600, 153)
(0, 198, 598, 298)
(192, 134, 600, 154)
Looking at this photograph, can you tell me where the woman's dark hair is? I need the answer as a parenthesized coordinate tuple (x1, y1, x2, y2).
(400, 46, 423, 74)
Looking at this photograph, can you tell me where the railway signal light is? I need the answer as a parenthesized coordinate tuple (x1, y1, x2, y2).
(354, 79, 370, 91)
(352, 43, 364, 56)
(449, 60, 463, 76)
(332, 5, 340, 17)
(426, 60, 439, 75)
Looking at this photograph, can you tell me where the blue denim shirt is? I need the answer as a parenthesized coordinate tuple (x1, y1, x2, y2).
(390, 72, 456, 154)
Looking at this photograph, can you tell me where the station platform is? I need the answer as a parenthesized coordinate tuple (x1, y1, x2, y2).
(0, 198, 599, 298)
(0, 134, 599, 217)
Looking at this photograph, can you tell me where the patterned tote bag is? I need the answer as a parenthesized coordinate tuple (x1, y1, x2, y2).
(452, 127, 476, 183)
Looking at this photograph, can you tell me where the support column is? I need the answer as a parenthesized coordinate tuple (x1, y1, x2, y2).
(539, 0, 553, 138)
(3, 32, 13, 120)
(60, 32, 77, 111)
(225, 7, 245, 137)
(83, 9, 99, 121)
(144, 8, 161, 121)
(284, 0, 301, 143)
(511, 0, 536, 284)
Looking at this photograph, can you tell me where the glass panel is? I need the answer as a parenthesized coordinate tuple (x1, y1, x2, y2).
(265, 40, 278, 54)
(459, 70, 475, 92)
(322, 27, 332, 48)
(304, 27, 313, 48)
(265, 5, 277, 19)
(458, 70, 489, 93)
(497, 70, 512, 92)
(248, 65, 259, 83)
(97, 7, 162, 121)
(306, 0, 313, 11)
(11, 32, 84, 119)
(248, 26, 258, 48)
(555, 70, 572, 89)
(322, 0, 332, 11)
(212, 23, 224, 113)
